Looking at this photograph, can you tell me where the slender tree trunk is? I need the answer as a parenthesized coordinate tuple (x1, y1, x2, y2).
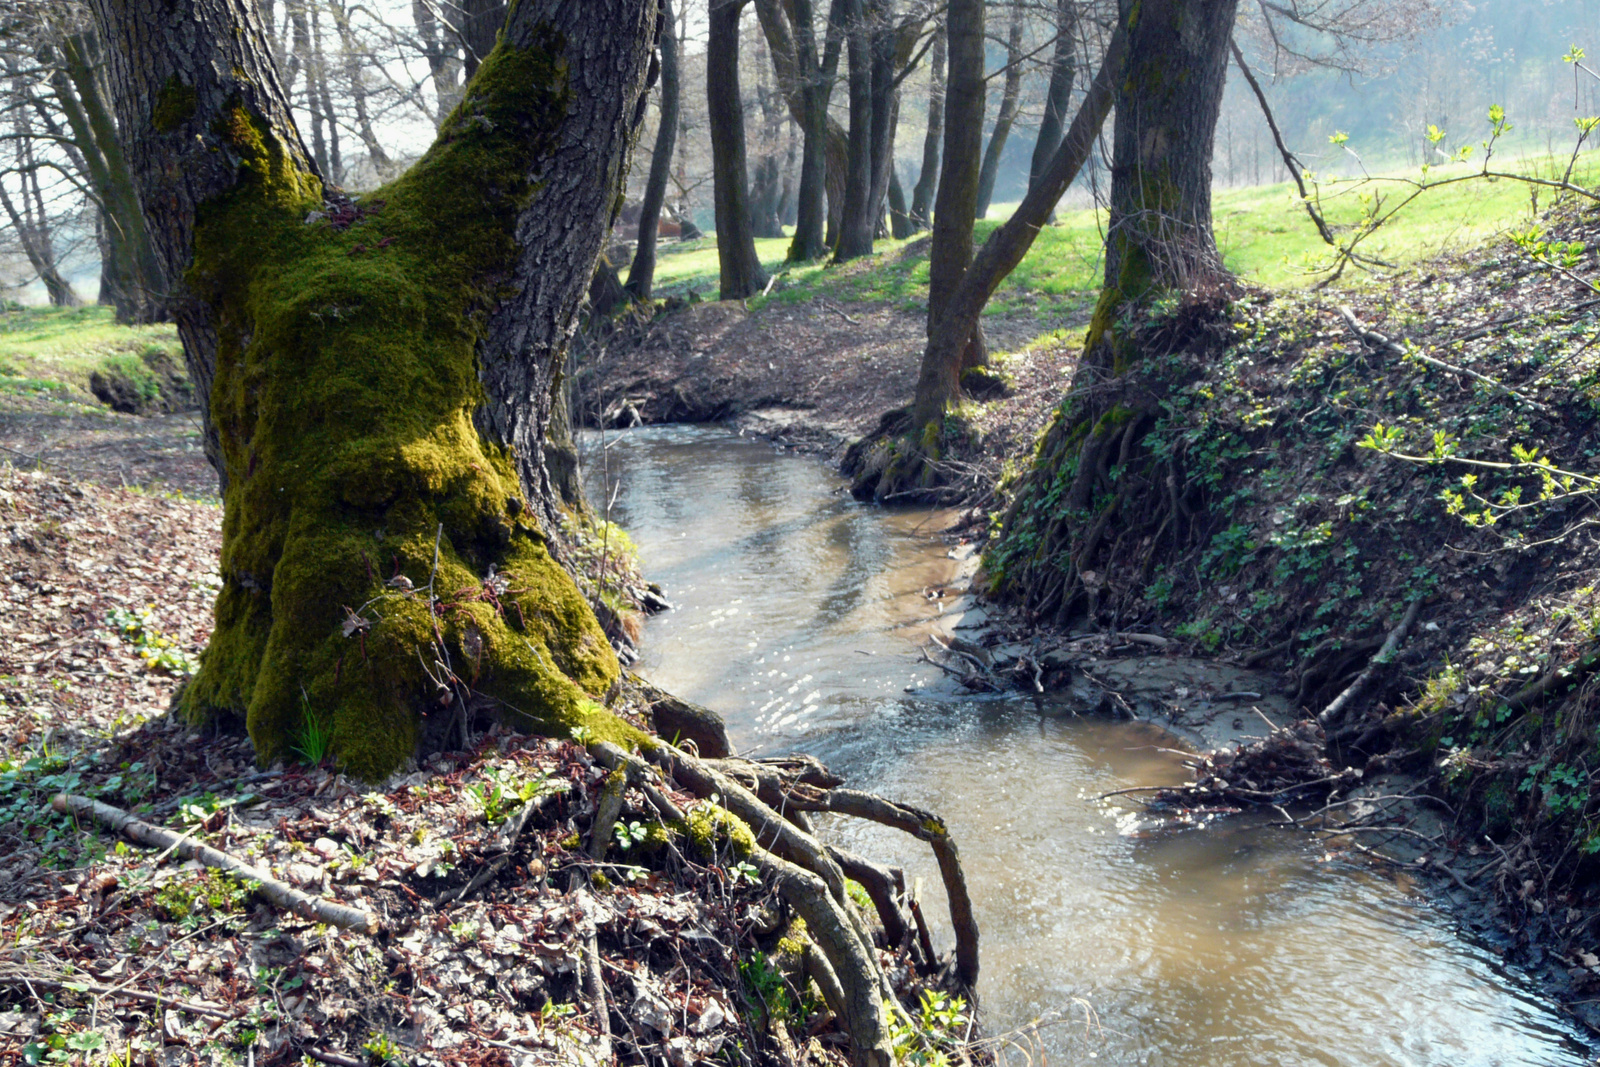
(834, 0, 875, 261)
(412, 0, 464, 124)
(887, 167, 912, 238)
(460, 0, 508, 81)
(52, 30, 169, 322)
(922, 0, 982, 366)
(707, 0, 769, 298)
(974, 2, 1023, 219)
(753, 0, 849, 252)
(626, 0, 679, 299)
(784, 0, 830, 260)
(330, 0, 392, 177)
(1028, 0, 1079, 221)
(310, 6, 342, 183)
(863, 0, 897, 242)
(86, 0, 658, 778)
(907, 22, 943, 230)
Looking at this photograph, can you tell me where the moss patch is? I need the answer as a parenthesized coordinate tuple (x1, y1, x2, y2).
(152, 77, 197, 133)
(177, 27, 640, 778)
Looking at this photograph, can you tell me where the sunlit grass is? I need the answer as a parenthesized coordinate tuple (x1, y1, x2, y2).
(654, 147, 1600, 319)
(0, 304, 183, 405)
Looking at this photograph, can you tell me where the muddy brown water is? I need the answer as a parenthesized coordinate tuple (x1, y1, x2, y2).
(582, 425, 1592, 1066)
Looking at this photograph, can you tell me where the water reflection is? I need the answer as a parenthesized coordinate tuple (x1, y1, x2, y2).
(581, 425, 1591, 1067)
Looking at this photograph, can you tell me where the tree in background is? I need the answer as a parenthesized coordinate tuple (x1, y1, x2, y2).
(86, 0, 658, 777)
(627, 0, 681, 300)
(1027, 0, 1080, 220)
(708, 0, 769, 297)
(973, 0, 1024, 219)
(993, 0, 1240, 622)
(906, 20, 944, 230)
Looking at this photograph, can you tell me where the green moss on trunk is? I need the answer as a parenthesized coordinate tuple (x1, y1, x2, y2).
(179, 30, 641, 779)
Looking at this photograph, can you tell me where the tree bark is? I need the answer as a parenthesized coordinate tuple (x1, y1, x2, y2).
(991, 0, 1239, 622)
(907, 22, 943, 230)
(708, 0, 770, 298)
(87, 0, 658, 778)
(459, 0, 508, 82)
(626, 0, 679, 299)
(923, 0, 983, 366)
(53, 29, 168, 322)
(753, 0, 849, 252)
(1100, 0, 1236, 299)
(973, 1, 1024, 219)
(887, 166, 912, 238)
(412, 0, 464, 124)
(1027, 0, 1079, 218)
(784, 0, 828, 259)
(833, 0, 875, 261)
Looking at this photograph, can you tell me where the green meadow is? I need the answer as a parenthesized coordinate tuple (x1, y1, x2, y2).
(650, 149, 1600, 325)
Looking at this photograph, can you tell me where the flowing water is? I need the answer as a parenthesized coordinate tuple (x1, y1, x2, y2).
(582, 425, 1593, 1067)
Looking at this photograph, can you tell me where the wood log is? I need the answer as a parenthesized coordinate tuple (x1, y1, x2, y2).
(52, 793, 378, 933)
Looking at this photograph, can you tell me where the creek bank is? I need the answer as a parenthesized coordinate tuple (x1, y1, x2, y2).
(575, 294, 1081, 469)
(0, 464, 986, 1067)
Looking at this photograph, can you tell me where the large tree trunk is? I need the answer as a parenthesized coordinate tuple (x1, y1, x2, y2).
(907, 22, 943, 231)
(1027, 0, 1079, 213)
(87, 0, 658, 779)
(626, 0, 679, 299)
(973, 1, 1024, 219)
(992, 0, 1239, 624)
(708, 0, 769, 298)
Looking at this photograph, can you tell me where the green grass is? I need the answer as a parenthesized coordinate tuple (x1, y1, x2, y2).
(0, 304, 183, 408)
(652, 148, 1600, 324)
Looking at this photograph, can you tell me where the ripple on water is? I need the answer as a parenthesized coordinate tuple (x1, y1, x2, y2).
(582, 425, 1592, 1067)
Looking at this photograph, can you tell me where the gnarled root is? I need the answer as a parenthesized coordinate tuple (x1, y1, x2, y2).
(597, 742, 906, 1067)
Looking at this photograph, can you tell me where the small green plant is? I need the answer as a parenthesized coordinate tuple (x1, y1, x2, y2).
(363, 1033, 407, 1066)
(738, 951, 794, 1023)
(293, 703, 335, 766)
(105, 606, 197, 674)
(153, 868, 253, 923)
(613, 819, 649, 850)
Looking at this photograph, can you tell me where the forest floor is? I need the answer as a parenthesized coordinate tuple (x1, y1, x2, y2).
(0, 325, 972, 1060)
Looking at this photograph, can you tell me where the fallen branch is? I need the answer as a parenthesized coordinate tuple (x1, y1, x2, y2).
(1318, 599, 1422, 728)
(1337, 306, 1548, 411)
(52, 793, 379, 934)
(0, 966, 233, 1019)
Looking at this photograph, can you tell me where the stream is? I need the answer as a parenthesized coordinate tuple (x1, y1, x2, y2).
(582, 424, 1593, 1067)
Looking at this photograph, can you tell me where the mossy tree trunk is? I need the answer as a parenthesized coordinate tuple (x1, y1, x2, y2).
(847, 12, 1126, 501)
(87, 0, 660, 779)
(778, 0, 832, 260)
(991, 0, 1239, 624)
(708, 0, 770, 298)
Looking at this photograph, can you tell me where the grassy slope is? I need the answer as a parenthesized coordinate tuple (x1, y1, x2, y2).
(650, 151, 1600, 333)
(0, 304, 182, 407)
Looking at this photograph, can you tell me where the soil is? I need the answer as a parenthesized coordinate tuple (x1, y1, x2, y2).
(576, 296, 1079, 466)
